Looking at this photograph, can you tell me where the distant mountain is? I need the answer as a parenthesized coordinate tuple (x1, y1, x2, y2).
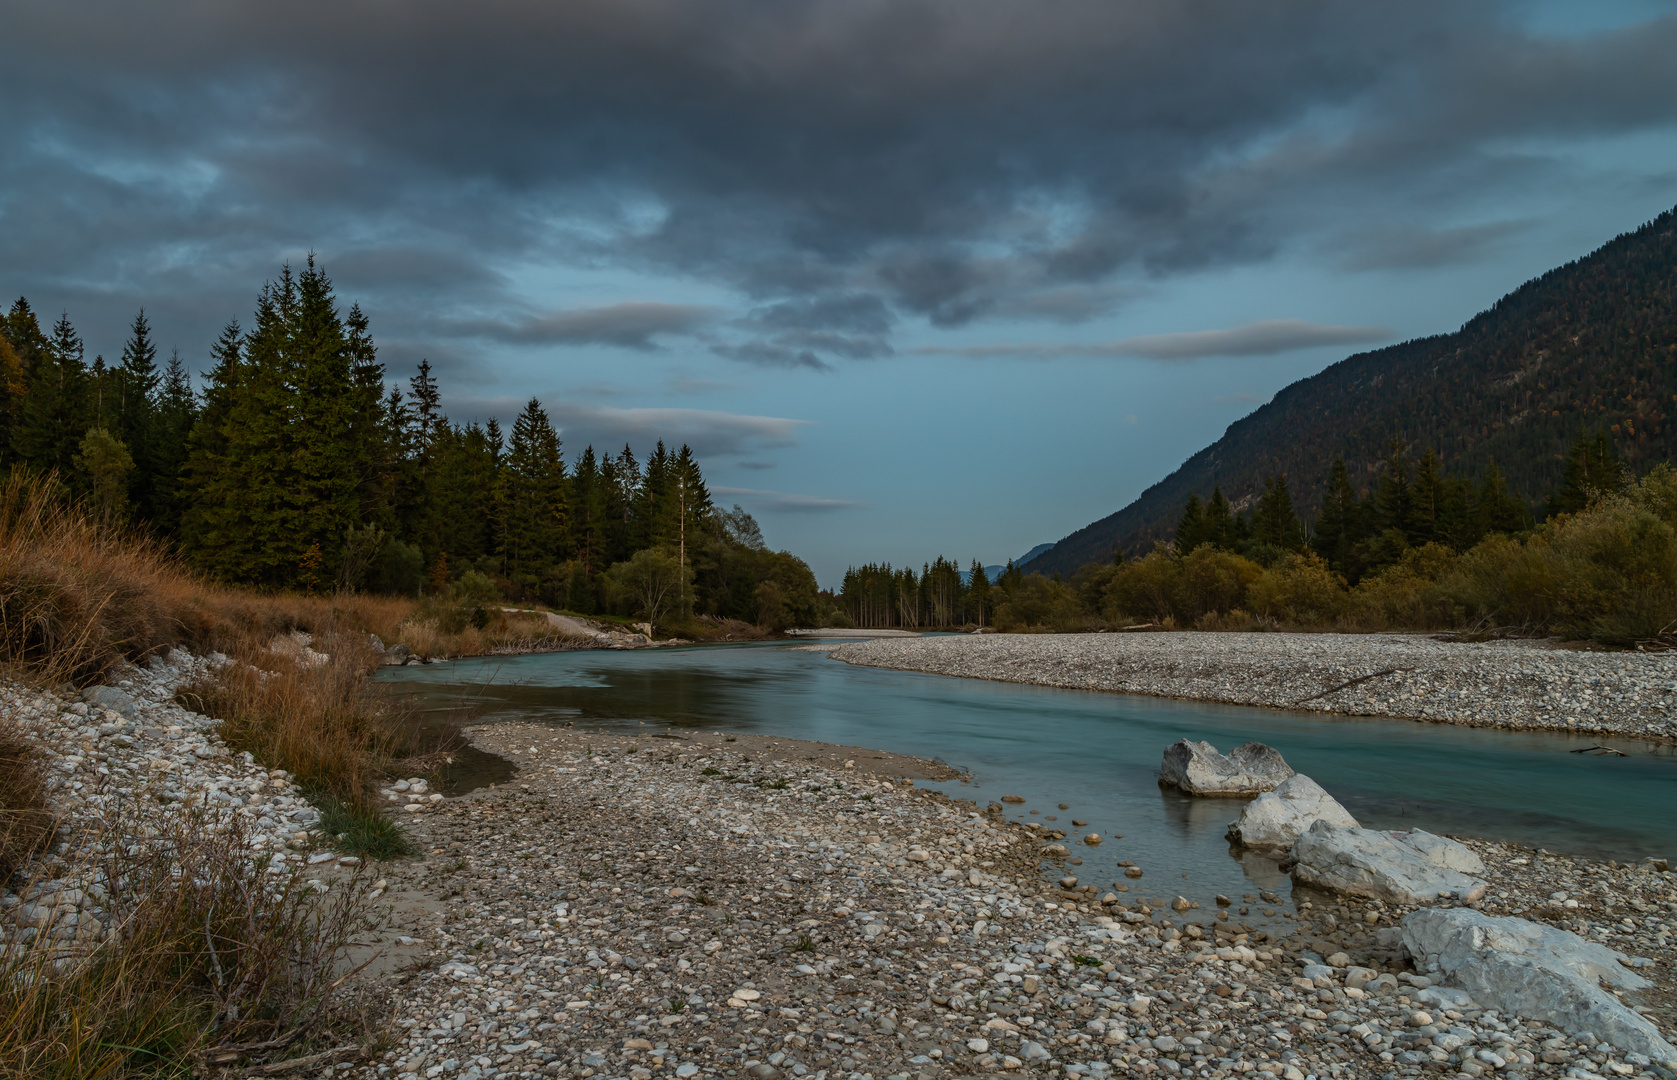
(1015, 543, 1056, 567)
(1030, 204, 1677, 578)
(959, 543, 1056, 585)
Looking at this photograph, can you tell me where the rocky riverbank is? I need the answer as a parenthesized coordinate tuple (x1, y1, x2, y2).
(347, 725, 1676, 1080)
(826, 633, 1677, 743)
(6, 648, 1674, 1079)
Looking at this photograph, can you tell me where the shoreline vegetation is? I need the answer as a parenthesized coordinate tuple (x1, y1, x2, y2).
(838, 435, 1677, 652)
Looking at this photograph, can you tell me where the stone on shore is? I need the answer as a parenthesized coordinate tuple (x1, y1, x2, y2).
(1288, 819, 1488, 903)
(1158, 739, 1293, 796)
(1402, 907, 1677, 1064)
(1227, 774, 1359, 851)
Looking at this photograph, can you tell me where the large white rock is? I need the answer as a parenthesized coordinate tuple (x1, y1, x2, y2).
(1403, 907, 1677, 1064)
(1287, 820, 1488, 903)
(1158, 740, 1293, 796)
(1227, 775, 1360, 851)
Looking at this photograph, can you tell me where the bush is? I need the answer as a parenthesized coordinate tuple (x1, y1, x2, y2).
(1102, 548, 1179, 623)
(1176, 547, 1263, 620)
(1350, 543, 1461, 629)
(1247, 552, 1345, 624)
(994, 574, 1082, 631)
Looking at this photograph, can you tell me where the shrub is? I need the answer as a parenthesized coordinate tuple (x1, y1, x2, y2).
(1175, 547, 1263, 620)
(1350, 543, 1461, 629)
(994, 574, 1082, 631)
(1247, 552, 1345, 624)
(1102, 548, 1179, 623)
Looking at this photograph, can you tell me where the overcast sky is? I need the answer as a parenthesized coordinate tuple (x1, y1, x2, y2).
(6, 0, 1677, 584)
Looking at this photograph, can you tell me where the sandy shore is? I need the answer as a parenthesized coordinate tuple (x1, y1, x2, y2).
(345, 726, 1676, 1080)
(825, 633, 1677, 743)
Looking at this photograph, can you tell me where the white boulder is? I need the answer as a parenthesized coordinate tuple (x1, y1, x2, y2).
(1158, 740, 1293, 796)
(1227, 775, 1360, 851)
(1403, 907, 1676, 1064)
(1288, 820, 1488, 903)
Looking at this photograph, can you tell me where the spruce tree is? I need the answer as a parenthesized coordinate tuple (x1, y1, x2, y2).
(1374, 439, 1412, 536)
(0, 299, 49, 460)
(1203, 486, 1236, 550)
(1311, 457, 1358, 570)
(288, 258, 365, 583)
(115, 308, 161, 517)
(967, 558, 991, 626)
(1253, 475, 1305, 550)
(499, 397, 568, 589)
(1547, 426, 1624, 516)
(148, 349, 198, 533)
(1406, 448, 1447, 546)
(13, 312, 92, 474)
(178, 321, 243, 555)
(1473, 461, 1531, 537)
(1175, 492, 1206, 553)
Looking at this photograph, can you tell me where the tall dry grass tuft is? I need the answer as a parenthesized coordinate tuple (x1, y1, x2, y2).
(179, 635, 456, 820)
(0, 807, 380, 1079)
(0, 716, 54, 882)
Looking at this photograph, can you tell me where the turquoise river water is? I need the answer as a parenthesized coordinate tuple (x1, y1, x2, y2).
(378, 640, 1675, 909)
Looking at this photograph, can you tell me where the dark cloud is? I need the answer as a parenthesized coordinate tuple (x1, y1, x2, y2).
(1334, 220, 1532, 271)
(710, 486, 860, 513)
(465, 302, 718, 348)
(3, 1, 1676, 363)
(918, 320, 1391, 361)
(544, 403, 809, 458)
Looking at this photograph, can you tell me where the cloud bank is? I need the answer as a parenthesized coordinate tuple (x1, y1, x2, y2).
(4, 0, 1674, 369)
(918, 320, 1392, 361)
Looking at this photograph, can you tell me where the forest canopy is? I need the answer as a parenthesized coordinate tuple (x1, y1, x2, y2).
(0, 260, 818, 628)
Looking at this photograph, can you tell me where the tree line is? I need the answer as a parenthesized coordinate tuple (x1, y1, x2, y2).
(0, 260, 818, 626)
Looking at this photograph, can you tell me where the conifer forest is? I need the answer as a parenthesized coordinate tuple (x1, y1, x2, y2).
(0, 260, 819, 626)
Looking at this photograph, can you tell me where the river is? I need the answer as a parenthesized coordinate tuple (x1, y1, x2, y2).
(377, 639, 1675, 909)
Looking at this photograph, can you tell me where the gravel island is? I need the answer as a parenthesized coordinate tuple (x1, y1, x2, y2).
(827, 633, 1677, 743)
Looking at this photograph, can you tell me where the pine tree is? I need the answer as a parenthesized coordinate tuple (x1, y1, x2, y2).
(148, 349, 198, 533)
(1253, 475, 1305, 550)
(1406, 448, 1447, 546)
(287, 258, 365, 582)
(967, 558, 991, 626)
(571, 445, 604, 574)
(345, 304, 393, 529)
(499, 397, 568, 588)
(179, 320, 243, 553)
(1374, 439, 1412, 536)
(13, 312, 92, 474)
(115, 308, 161, 518)
(0, 299, 49, 460)
(1547, 425, 1624, 516)
(1203, 486, 1236, 550)
(1310, 457, 1358, 570)
(1175, 493, 1206, 553)
(1473, 461, 1531, 537)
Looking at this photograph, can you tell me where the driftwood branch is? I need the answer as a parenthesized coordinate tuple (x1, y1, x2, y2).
(1568, 745, 1628, 756)
(241, 1044, 363, 1076)
(1294, 667, 1415, 705)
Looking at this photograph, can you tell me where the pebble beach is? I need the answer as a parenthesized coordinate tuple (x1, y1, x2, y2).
(826, 633, 1677, 743)
(2, 636, 1674, 1080)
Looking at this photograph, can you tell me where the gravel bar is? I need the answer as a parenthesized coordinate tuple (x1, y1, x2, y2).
(827, 633, 1677, 743)
(347, 725, 1677, 1080)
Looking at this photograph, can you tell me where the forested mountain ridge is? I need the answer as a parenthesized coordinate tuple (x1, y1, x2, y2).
(1032, 202, 1677, 577)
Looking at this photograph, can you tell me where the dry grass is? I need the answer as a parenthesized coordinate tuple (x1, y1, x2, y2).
(0, 807, 381, 1079)
(0, 716, 54, 883)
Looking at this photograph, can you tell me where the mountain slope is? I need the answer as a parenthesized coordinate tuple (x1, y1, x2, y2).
(1032, 204, 1677, 577)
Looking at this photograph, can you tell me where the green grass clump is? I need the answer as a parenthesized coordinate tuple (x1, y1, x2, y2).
(310, 791, 416, 860)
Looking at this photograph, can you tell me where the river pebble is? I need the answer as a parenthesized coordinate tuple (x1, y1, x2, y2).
(829, 633, 1677, 742)
(347, 722, 1677, 1080)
